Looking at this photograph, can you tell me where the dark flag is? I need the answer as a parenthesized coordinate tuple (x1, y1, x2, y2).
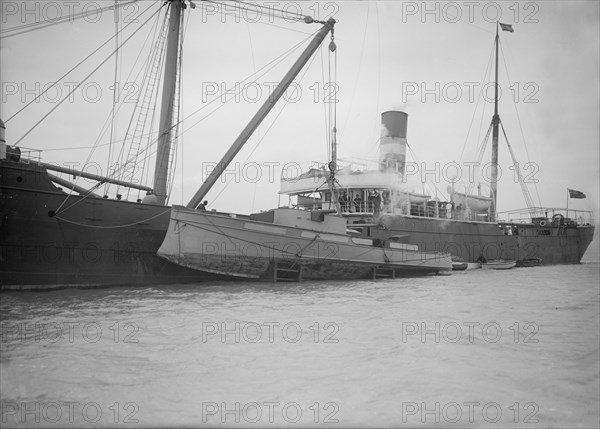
(499, 23, 514, 32)
(568, 189, 586, 199)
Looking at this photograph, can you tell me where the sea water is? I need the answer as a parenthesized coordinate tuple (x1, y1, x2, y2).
(1, 244, 598, 428)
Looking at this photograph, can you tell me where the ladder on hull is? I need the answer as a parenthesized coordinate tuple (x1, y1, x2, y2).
(269, 260, 303, 283)
(373, 266, 396, 279)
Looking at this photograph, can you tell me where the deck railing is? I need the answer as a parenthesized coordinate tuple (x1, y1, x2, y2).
(16, 147, 42, 164)
(294, 201, 594, 227)
(498, 207, 594, 226)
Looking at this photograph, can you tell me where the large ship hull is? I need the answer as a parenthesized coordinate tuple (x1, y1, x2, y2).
(1, 160, 594, 290)
(364, 215, 595, 265)
(0, 160, 220, 290)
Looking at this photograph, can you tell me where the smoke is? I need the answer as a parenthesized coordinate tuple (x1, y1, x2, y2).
(390, 104, 410, 112)
(381, 123, 390, 138)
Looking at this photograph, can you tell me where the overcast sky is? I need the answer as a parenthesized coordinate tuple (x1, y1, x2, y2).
(1, 0, 598, 219)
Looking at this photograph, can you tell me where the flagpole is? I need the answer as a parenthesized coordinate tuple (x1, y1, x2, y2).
(489, 21, 500, 222)
(566, 189, 569, 215)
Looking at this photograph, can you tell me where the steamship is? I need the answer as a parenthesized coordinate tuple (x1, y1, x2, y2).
(278, 110, 595, 266)
(274, 22, 594, 267)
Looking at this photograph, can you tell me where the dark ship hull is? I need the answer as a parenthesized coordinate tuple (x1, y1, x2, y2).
(2, 159, 594, 290)
(369, 215, 594, 265)
(0, 160, 221, 290)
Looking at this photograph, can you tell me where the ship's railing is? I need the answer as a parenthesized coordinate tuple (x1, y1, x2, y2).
(297, 200, 494, 222)
(340, 201, 379, 213)
(16, 147, 42, 164)
(498, 207, 594, 226)
(1, 144, 41, 163)
(297, 201, 379, 214)
(405, 202, 491, 222)
(296, 199, 493, 221)
(496, 208, 538, 224)
(291, 198, 594, 226)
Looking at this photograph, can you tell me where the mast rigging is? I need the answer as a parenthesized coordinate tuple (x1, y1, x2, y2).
(187, 18, 337, 209)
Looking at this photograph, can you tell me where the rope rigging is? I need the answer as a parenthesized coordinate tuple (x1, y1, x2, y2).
(207, 31, 326, 206)
(5, 1, 158, 124)
(0, 1, 140, 38)
(457, 30, 542, 218)
(22, 2, 172, 211)
(458, 41, 496, 166)
(11, 4, 164, 148)
(498, 41, 542, 208)
(107, 0, 122, 198)
(500, 122, 538, 218)
(113, 8, 172, 197)
(11, 0, 337, 220)
(203, 0, 332, 25)
(102, 23, 323, 209)
(51, 4, 168, 214)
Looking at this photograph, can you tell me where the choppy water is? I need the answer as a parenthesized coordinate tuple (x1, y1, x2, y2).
(1, 245, 599, 428)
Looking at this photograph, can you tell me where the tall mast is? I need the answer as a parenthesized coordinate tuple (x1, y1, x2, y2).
(153, 0, 183, 205)
(187, 19, 336, 209)
(489, 22, 500, 222)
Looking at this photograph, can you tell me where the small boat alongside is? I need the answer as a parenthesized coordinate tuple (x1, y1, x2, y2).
(451, 257, 468, 271)
(516, 257, 543, 267)
(465, 262, 482, 270)
(481, 259, 517, 270)
(158, 206, 452, 281)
